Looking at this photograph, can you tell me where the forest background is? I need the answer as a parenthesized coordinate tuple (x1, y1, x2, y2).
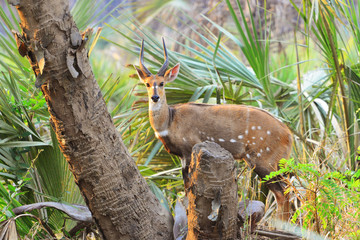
(0, 0, 359, 239)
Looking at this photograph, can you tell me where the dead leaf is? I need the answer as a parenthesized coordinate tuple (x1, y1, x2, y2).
(70, 29, 82, 47)
(8, 0, 20, 6)
(208, 190, 222, 221)
(173, 200, 187, 240)
(12, 31, 28, 57)
(35, 74, 46, 88)
(0, 219, 19, 240)
(13, 202, 92, 222)
(66, 50, 79, 78)
(76, 49, 91, 78)
(35, 50, 45, 75)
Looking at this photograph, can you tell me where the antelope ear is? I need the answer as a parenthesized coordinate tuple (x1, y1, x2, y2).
(134, 66, 148, 83)
(164, 63, 180, 83)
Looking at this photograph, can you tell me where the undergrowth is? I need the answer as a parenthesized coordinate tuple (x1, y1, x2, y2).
(264, 158, 360, 239)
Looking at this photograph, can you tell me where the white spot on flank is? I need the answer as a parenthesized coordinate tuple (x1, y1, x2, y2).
(183, 137, 187, 142)
(252, 142, 256, 145)
(257, 153, 261, 157)
(260, 149, 263, 153)
(257, 126, 262, 130)
(260, 137, 264, 141)
(266, 147, 270, 152)
(245, 130, 249, 135)
(267, 130, 271, 135)
(238, 135, 244, 139)
(230, 139, 237, 143)
(251, 126, 256, 130)
(207, 136, 210, 140)
(247, 140, 250, 143)
(246, 154, 250, 159)
(211, 137, 215, 141)
(252, 137, 256, 139)
(219, 138, 225, 142)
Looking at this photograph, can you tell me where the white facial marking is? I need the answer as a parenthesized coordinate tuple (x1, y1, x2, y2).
(153, 86, 158, 89)
(219, 138, 225, 142)
(230, 139, 237, 143)
(260, 137, 264, 141)
(252, 137, 256, 139)
(257, 126, 262, 130)
(251, 126, 256, 130)
(267, 130, 271, 135)
(246, 154, 250, 159)
(257, 153, 261, 157)
(238, 135, 244, 139)
(245, 130, 249, 135)
(266, 147, 270, 152)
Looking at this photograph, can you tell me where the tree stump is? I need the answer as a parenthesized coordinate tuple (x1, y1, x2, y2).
(186, 142, 238, 240)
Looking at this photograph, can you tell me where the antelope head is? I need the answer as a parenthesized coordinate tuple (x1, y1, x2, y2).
(135, 38, 180, 105)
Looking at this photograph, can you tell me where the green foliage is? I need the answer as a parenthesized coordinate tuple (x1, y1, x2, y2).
(266, 158, 360, 238)
(0, 174, 50, 238)
(104, 2, 360, 237)
(291, 0, 360, 170)
(1, 0, 360, 238)
(71, 0, 123, 30)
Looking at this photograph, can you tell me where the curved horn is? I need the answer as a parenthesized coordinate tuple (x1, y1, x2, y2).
(139, 39, 152, 77)
(157, 37, 169, 76)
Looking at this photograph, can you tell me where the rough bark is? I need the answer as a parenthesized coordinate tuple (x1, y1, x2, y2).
(186, 142, 238, 240)
(9, 0, 173, 239)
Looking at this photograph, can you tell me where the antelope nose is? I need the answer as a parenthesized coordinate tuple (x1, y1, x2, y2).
(151, 95, 160, 102)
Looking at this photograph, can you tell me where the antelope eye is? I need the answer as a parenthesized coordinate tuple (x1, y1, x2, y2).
(159, 82, 164, 87)
(146, 83, 150, 88)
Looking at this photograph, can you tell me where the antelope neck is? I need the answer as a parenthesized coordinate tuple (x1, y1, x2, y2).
(149, 98, 171, 134)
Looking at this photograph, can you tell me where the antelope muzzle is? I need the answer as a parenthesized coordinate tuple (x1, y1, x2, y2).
(151, 83, 160, 102)
(151, 95, 160, 102)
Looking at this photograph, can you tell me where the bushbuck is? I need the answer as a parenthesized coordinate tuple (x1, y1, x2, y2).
(135, 38, 293, 220)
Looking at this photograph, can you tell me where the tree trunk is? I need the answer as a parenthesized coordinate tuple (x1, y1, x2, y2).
(9, 0, 173, 239)
(186, 142, 238, 240)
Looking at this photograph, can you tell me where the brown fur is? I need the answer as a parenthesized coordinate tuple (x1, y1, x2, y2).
(136, 60, 292, 220)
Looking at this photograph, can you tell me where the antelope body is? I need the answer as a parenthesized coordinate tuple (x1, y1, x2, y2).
(135, 38, 293, 219)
